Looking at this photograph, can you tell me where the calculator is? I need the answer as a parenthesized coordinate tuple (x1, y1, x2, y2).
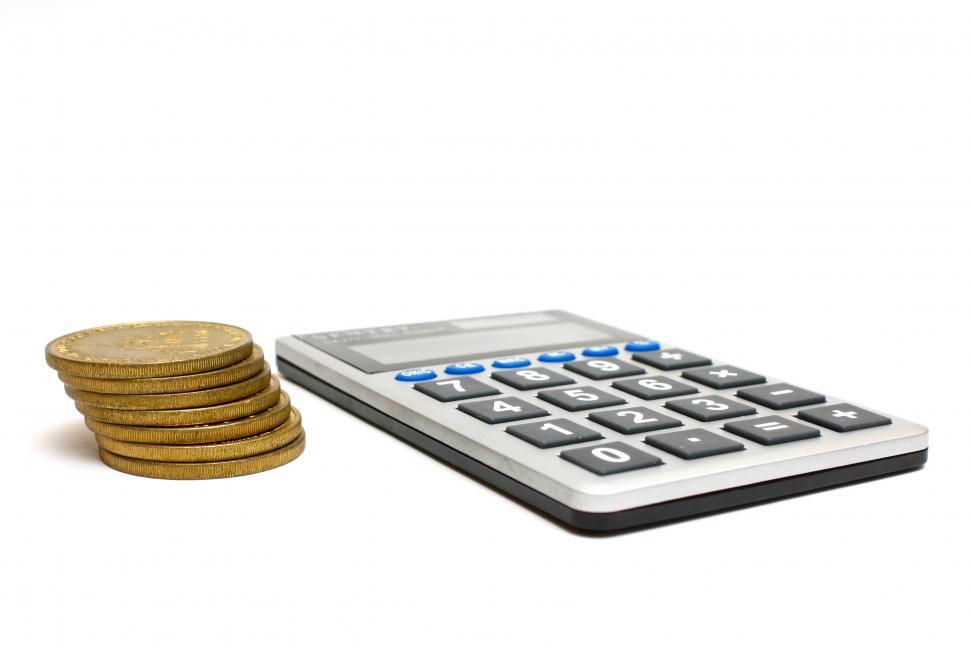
(276, 311, 928, 532)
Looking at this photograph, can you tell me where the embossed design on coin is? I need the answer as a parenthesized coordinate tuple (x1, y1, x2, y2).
(46, 321, 253, 378)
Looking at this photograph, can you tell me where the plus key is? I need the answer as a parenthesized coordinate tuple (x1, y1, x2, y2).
(797, 403, 892, 433)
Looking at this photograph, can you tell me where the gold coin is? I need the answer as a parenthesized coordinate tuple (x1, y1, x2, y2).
(58, 345, 265, 394)
(85, 392, 292, 444)
(99, 432, 306, 480)
(46, 321, 253, 378)
(77, 377, 282, 426)
(95, 408, 303, 462)
(65, 364, 272, 410)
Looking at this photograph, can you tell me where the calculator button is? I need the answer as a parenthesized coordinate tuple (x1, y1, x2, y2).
(491, 367, 575, 390)
(538, 351, 576, 363)
(624, 339, 660, 352)
(560, 441, 664, 475)
(643, 429, 745, 460)
(414, 377, 500, 402)
(506, 419, 604, 448)
(588, 407, 683, 435)
(444, 362, 485, 375)
(563, 358, 644, 380)
(492, 356, 531, 369)
(681, 365, 766, 389)
(611, 376, 699, 401)
(797, 404, 892, 433)
(723, 416, 821, 445)
(665, 395, 756, 422)
(458, 397, 549, 424)
(395, 368, 437, 382)
(633, 348, 712, 370)
(537, 387, 626, 412)
(582, 345, 619, 357)
(736, 383, 826, 410)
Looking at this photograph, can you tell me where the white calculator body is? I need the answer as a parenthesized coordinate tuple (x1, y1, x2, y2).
(276, 311, 927, 532)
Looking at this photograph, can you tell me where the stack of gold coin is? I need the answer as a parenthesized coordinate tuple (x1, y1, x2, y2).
(45, 321, 305, 479)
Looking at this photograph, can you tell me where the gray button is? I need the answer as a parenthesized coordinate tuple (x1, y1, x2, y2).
(797, 404, 892, 433)
(491, 367, 575, 391)
(723, 416, 821, 445)
(537, 386, 626, 412)
(506, 418, 603, 448)
(682, 365, 766, 389)
(612, 375, 699, 401)
(736, 383, 826, 410)
(560, 441, 664, 475)
(632, 348, 712, 370)
(643, 429, 745, 460)
(414, 377, 500, 402)
(588, 407, 683, 435)
(665, 395, 756, 422)
(458, 397, 549, 424)
(563, 358, 644, 380)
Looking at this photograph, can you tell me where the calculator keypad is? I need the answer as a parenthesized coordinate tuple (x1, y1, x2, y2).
(736, 383, 826, 410)
(537, 387, 626, 412)
(506, 419, 604, 448)
(797, 404, 891, 433)
(564, 358, 644, 380)
(491, 367, 575, 391)
(633, 348, 712, 370)
(588, 407, 683, 435)
(612, 376, 699, 401)
(390, 338, 911, 484)
(458, 397, 548, 424)
(560, 442, 664, 475)
(681, 365, 766, 389)
(414, 377, 500, 402)
(643, 429, 745, 460)
(665, 395, 756, 422)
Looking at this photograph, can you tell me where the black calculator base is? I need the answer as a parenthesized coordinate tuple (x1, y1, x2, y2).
(278, 358, 928, 533)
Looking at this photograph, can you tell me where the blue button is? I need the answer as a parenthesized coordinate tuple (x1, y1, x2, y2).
(625, 339, 660, 352)
(445, 362, 485, 375)
(582, 346, 619, 357)
(492, 356, 531, 369)
(538, 351, 576, 363)
(395, 368, 437, 382)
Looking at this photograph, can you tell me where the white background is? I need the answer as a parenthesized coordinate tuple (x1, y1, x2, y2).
(2, 2, 968, 646)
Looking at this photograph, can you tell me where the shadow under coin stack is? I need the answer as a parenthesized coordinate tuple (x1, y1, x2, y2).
(45, 321, 305, 479)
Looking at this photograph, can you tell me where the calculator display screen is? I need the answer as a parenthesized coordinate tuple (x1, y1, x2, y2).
(296, 311, 641, 373)
(348, 322, 611, 365)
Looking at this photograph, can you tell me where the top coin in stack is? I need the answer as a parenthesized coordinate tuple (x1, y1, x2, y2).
(46, 321, 253, 379)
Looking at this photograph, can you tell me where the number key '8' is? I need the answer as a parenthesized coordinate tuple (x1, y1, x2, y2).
(491, 367, 575, 390)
